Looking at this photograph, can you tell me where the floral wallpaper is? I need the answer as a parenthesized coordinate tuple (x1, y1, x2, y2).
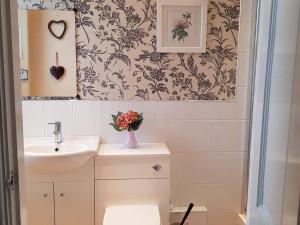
(18, 0, 240, 101)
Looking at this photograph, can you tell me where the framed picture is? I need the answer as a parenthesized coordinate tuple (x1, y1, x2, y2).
(157, 0, 207, 53)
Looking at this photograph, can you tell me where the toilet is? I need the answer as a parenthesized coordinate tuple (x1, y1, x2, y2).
(96, 143, 170, 225)
(103, 205, 161, 225)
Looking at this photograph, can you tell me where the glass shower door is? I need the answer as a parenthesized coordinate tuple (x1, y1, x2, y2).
(247, 0, 300, 224)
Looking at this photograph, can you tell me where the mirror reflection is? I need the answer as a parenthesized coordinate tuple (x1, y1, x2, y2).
(18, 9, 76, 97)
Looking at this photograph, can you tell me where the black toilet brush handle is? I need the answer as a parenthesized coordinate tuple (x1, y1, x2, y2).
(179, 203, 194, 225)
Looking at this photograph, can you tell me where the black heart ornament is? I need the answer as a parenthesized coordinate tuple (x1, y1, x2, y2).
(50, 66, 65, 80)
(48, 20, 67, 39)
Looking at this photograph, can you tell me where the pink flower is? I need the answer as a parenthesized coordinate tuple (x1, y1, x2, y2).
(116, 115, 129, 129)
(124, 111, 138, 124)
(175, 19, 190, 29)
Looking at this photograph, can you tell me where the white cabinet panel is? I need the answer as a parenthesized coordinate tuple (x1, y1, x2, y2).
(26, 183, 54, 225)
(95, 179, 170, 225)
(54, 181, 94, 225)
(95, 156, 169, 180)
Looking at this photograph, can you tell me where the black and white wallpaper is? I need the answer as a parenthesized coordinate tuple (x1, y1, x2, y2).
(18, 0, 240, 101)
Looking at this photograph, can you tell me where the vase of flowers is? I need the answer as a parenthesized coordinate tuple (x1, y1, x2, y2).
(110, 111, 144, 149)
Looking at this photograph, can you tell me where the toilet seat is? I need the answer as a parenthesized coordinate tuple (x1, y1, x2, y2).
(103, 205, 161, 225)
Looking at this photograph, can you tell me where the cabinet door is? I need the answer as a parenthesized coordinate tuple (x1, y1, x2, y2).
(25, 183, 54, 225)
(54, 181, 94, 225)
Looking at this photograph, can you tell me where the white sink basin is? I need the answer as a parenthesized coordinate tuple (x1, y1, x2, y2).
(24, 136, 100, 174)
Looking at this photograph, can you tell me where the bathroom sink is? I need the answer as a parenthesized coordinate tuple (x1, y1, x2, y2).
(24, 136, 100, 174)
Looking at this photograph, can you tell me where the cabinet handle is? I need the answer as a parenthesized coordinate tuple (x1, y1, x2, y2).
(152, 164, 162, 171)
(43, 194, 48, 198)
(60, 193, 64, 197)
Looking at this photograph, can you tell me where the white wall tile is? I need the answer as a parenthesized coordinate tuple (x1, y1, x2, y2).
(44, 101, 73, 137)
(173, 182, 243, 214)
(157, 101, 210, 120)
(209, 121, 248, 151)
(22, 101, 44, 137)
(180, 102, 210, 120)
(178, 120, 210, 152)
(240, 0, 255, 18)
(156, 102, 183, 120)
(209, 87, 251, 120)
(237, 53, 254, 87)
(213, 152, 246, 189)
(171, 152, 217, 185)
(238, 18, 255, 53)
(72, 101, 101, 136)
(157, 120, 209, 153)
(129, 101, 156, 143)
(172, 152, 246, 213)
(156, 119, 181, 152)
(101, 101, 129, 143)
(172, 182, 214, 208)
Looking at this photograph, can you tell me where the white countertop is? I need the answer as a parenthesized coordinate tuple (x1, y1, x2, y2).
(98, 143, 170, 157)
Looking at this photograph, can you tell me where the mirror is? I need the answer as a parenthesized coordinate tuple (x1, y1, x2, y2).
(18, 9, 76, 97)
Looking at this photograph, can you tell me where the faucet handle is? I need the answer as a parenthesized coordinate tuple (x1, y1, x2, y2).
(48, 121, 61, 125)
(48, 121, 63, 143)
(48, 121, 61, 133)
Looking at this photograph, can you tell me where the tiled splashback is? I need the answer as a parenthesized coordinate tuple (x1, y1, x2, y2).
(18, 0, 240, 101)
(22, 96, 249, 146)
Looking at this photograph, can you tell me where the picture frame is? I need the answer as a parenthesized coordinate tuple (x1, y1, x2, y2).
(157, 0, 208, 53)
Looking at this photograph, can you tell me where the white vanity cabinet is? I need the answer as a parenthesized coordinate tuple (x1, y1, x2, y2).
(95, 144, 170, 225)
(26, 183, 54, 225)
(25, 159, 95, 225)
(26, 181, 94, 225)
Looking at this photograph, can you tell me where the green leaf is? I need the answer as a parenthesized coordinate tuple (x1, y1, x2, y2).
(138, 112, 144, 119)
(129, 118, 144, 131)
(172, 28, 178, 39)
(109, 123, 123, 132)
(112, 115, 118, 123)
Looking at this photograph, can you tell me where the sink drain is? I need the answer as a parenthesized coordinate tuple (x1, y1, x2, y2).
(54, 147, 59, 152)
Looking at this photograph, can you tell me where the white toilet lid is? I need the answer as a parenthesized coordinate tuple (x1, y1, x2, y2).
(103, 205, 161, 225)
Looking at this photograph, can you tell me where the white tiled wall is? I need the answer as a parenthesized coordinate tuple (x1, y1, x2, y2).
(22, 1, 256, 225)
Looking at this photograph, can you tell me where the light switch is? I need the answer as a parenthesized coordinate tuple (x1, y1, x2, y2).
(20, 69, 28, 80)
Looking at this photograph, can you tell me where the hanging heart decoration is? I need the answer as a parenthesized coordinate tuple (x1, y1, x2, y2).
(50, 53, 65, 80)
(50, 66, 65, 80)
(48, 20, 67, 39)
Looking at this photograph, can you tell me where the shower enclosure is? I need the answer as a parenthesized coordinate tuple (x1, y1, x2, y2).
(247, 0, 300, 224)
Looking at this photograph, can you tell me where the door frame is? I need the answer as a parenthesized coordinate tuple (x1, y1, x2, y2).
(0, 0, 24, 225)
(247, 0, 278, 224)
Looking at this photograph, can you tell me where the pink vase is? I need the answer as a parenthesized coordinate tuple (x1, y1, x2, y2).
(126, 131, 137, 148)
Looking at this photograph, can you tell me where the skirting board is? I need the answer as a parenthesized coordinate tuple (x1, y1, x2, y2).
(170, 206, 208, 213)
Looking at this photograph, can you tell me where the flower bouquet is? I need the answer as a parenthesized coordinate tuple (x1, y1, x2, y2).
(110, 111, 144, 148)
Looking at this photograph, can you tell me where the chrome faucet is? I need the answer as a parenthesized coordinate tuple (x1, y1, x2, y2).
(48, 121, 63, 143)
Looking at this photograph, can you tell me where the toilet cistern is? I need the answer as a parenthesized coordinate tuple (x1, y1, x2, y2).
(48, 121, 63, 143)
